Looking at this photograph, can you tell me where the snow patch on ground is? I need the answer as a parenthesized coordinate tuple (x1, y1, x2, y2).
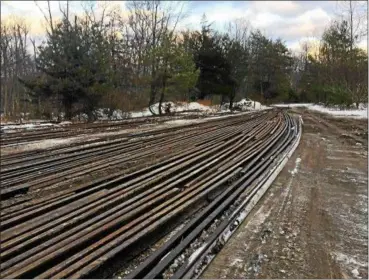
(164, 119, 203, 126)
(130, 102, 217, 118)
(233, 98, 270, 111)
(93, 102, 218, 120)
(272, 103, 368, 119)
(1, 120, 73, 131)
(59, 121, 73, 125)
(1, 123, 57, 130)
(308, 105, 367, 119)
(4, 138, 80, 152)
(2, 128, 134, 153)
(289, 157, 302, 176)
(188, 243, 208, 264)
(272, 103, 312, 108)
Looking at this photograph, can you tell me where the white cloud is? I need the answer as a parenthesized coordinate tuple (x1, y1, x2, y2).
(1, 1, 85, 36)
(296, 7, 331, 23)
(182, 1, 337, 51)
(250, 12, 283, 29)
(205, 3, 245, 23)
(249, 1, 304, 16)
(2, 0, 366, 53)
(2, 0, 62, 16)
(277, 8, 332, 40)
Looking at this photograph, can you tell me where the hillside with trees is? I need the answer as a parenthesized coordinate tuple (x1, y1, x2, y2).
(1, 0, 367, 121)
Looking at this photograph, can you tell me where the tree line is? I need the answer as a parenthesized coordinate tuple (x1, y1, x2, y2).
(1, 0, 367, 121)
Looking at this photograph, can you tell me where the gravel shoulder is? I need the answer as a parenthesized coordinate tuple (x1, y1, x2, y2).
(201, 109, 368, 279)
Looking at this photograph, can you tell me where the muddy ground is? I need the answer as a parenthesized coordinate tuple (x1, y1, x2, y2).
(202, 109, 368, 279)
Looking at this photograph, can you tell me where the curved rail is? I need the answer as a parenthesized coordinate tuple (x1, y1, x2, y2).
(0, 109, 300, 279)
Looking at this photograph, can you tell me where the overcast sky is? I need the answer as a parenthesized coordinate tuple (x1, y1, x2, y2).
(1, 1, 367, 53)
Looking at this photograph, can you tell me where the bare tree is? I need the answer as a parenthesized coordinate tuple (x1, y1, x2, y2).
(0, 18, 34, 118)
(125, 1, 187, 115)
(336, 0, 368, 48)
(226, 17, 250, 47)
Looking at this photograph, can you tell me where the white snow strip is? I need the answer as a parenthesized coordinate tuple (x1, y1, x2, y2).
(163, 119, 203, 126)
(272, 103, 312, 108)
(308, 104, 367, 119)
(272, 103, 368, 119)
(1, 123, 57, 130)
(6, 138, 80, 151)
(2, 129, 132, 152)
(289, 157, 302, 176)
(188, 243, 208, 265)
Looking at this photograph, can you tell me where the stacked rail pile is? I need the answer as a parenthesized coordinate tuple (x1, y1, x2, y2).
(0, 112, 261, 200)
(0, 109, 301, 279)
(0, 114, 203, 147)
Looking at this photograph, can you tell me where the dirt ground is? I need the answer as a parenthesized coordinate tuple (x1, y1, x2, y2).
(202, 109, 368, 279)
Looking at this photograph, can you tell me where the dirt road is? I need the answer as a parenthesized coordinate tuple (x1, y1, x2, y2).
(202, 109, 368, 279)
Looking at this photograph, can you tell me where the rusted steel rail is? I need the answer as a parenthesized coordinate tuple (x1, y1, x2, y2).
(0, 114, 216, 147)
(0, 109, 299, 279)
(0, 113, 261, 199)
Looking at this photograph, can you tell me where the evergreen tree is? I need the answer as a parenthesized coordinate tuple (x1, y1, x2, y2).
(20, 15, 113, 121)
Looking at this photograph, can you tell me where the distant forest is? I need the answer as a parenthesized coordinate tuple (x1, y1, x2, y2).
(1, 1, 367, 121)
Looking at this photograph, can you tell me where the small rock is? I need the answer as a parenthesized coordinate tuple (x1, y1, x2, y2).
(280, 269, 286, 274)
(280, 230, 285, 235)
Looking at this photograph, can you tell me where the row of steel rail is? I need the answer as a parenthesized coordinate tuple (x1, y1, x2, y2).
(0, 114, 204, 147)
(1, 112, 260, 200)
(0, 109, 301, 279)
